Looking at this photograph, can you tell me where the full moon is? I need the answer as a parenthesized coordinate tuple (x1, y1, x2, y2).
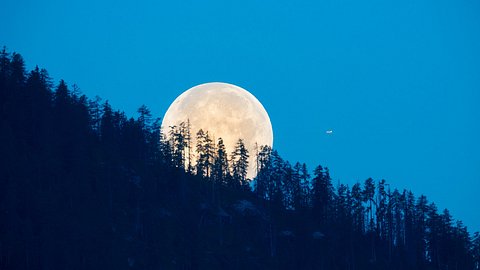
(161, 82, 273, 179)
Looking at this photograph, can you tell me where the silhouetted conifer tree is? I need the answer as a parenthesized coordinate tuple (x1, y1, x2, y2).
(231, 139, 249, 187)
(213, 137, 229, 184)
(473, 232, 480, 269)
(352, 182, 365, 233)
(196, 129, 214, 177)
(254, 145, 272, 199)
(312, 165, 334, 229)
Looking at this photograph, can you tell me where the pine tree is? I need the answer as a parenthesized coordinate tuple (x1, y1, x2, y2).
(300, 163, 310, 208)
(282, 161, 295, 210)
(363, 178, 376, 262)
(203, 131, 214, 177)
(100, 101, 115, 144)
(414, 195, 429, 268)
(376, 179, 387, 238)
(255, 145, 272, 199)
(336, 183, 350, 223)
(452, 220, 474, 269)
(311, 165, 334, 228)
(270, 150, 285, 205)
(88, 96, 102, 133)
(292, 162, 302, 210)
(195, 129, 206, 175)
(213, 137, 229, 185)
(0, 47, 10, 106)
(0, 46, 9, 78)
(146, 117, 162, 166)
(231, 138, 249, 187)
(185, 119, 193, 173)
(53, 80, 70, 106)
(351, 183, 365, 233)
(391, 189, 404, 247)
(10, 52, 25, 87)
(363, 178, 376, 232)
(137, 104, 152, 132)
(426, 202, 441, 268)
(473, 231, 480, 270)
(195, 129, 214, 177)
(158, 125, 172, 166)
(168, 122, 195, 170)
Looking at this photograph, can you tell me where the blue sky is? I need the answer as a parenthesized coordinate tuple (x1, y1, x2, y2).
(1, 0, 479, 230)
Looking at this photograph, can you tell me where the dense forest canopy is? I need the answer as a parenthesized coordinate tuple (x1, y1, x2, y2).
(0, 48, 479, 269)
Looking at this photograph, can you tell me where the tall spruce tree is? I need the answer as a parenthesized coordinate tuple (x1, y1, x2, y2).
(231, 138, 249, 187)
(196, 129, 214, 177)
(213, 137, 229, 185)
(311, 165, 334, 228)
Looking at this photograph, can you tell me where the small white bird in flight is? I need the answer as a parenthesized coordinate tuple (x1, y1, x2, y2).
(326, 130, 333, 134)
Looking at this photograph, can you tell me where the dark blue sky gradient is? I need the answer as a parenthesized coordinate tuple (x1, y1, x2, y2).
(1, 0, 479, 230)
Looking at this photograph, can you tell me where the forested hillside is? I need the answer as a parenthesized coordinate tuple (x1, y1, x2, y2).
(1, 48, 479, 269)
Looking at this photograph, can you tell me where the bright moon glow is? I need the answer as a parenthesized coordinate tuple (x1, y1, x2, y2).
(161, 82, 273, 179)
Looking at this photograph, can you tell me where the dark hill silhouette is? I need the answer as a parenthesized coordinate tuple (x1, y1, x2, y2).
(0, 48, 479, 269)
